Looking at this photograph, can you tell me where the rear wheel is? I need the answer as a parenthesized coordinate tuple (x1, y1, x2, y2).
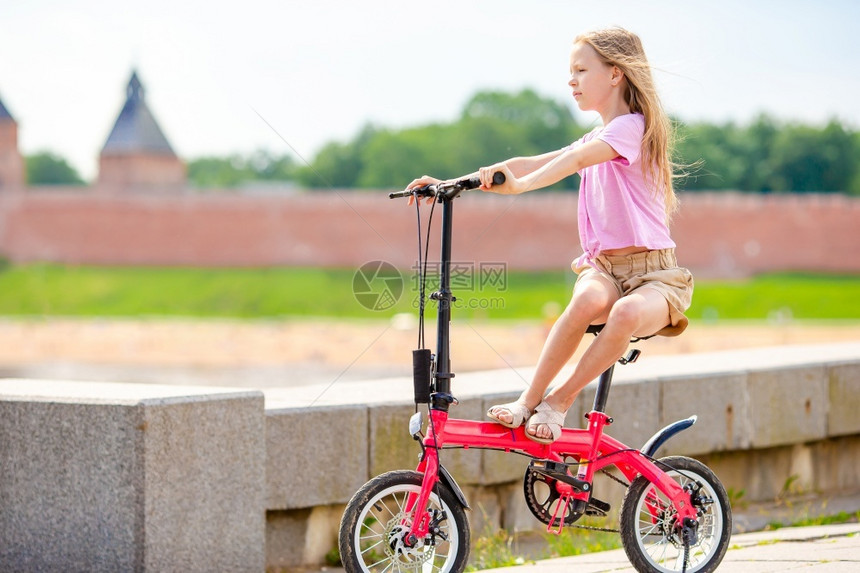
(619, 456, 731, 573)
(338, 470, 470, 573)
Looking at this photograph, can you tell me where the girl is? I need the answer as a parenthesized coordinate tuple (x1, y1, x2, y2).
(407, 27, 693, 444)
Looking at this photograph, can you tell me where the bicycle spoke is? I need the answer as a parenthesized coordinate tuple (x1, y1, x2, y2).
(394, 491, 408, 515)
(648, 538, 671, 565)
(359, 537, 385, 555)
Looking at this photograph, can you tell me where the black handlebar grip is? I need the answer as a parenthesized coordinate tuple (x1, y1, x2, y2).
(462, 171, 507, 190)
(463, 176, 481, 189)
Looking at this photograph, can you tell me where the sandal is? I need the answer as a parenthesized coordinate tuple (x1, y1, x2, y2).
(525, 401, 567, 444)
(486, 401, 531, 428)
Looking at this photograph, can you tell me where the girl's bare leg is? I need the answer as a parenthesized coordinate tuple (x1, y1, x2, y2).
(527, 288, 671, 440)
(488, 276, 618, 424)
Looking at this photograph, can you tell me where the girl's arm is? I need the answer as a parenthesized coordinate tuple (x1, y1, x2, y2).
(503, 150, 566, 178)
(406, 150, 563, 191)
(479, 140, 619, 194)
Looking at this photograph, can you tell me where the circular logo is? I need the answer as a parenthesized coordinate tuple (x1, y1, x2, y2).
(353, 261, 404, 311)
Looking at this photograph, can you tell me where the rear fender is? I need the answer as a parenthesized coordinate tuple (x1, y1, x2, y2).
(640, 415, 697, 458)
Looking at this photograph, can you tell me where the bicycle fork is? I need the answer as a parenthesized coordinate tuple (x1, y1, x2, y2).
(403, 409, 453, 547)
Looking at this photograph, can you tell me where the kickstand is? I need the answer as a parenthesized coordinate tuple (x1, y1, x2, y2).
(680, 517, 696, 572)
(546, 495, 571, 535)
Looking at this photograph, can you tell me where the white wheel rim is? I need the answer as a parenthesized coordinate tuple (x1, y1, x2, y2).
(353, 483, 460, 573)
(632, 469, 724, 573)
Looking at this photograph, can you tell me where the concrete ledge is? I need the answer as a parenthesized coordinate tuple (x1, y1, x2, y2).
(263, 342, 860, 468)
(0, 380, 265, 573)
(3, 342, 860, 570)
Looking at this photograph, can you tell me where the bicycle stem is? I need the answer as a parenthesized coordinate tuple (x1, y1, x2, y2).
(431, 195, 455, 408)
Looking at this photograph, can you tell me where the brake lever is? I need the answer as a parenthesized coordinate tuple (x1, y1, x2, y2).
(388, 184, 437, 199)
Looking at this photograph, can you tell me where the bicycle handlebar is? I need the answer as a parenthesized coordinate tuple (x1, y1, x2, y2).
(388, 171, 506, 200)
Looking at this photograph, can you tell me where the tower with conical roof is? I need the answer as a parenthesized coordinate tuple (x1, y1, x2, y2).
(98, 70, 186, 190)
(0, 93, 25, 189)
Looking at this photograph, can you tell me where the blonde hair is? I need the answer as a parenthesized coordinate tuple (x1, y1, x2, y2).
(575, 27, 678, 218)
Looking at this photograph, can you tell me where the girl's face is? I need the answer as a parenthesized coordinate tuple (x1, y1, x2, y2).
(568, 42, 618, 113)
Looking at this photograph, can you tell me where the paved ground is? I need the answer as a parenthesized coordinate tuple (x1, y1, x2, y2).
(479, 522, 860, 572)
(306, 522, 860, 573)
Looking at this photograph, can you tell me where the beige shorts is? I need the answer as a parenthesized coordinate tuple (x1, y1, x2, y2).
(573, 248, 694, 337)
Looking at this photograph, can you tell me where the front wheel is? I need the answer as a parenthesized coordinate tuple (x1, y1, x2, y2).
(619, 456, 731, 573)
(338, 470, 470, 573)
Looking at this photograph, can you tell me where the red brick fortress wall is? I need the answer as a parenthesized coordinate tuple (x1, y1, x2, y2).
(0, 189, 857, 277)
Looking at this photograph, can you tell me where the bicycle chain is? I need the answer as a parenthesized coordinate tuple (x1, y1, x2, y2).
(568, 522, 620, 533)
(566, 469, 630, 533)
(600, 467, 630, 488)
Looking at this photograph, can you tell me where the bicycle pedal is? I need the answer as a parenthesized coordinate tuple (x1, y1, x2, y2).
(529, 459, 591, 493)
(586, 497, 611, 517)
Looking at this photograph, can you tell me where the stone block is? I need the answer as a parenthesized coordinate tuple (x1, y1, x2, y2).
(142, 396, 265, 572)
(266, 405, 367, 509)
(810, 436, 860, 494)
(501, 481, 537, 532)
(368, 398, 485, 485)
(462, 484, 503, 536)
(266, 504, 345, 569)
(481, 448, 532, 488)
(266, 508, 311, 569)
(369, 403, 419, 476)
(828, 363, 860, 437)
(0, 399, 143, 572)
(747, 365, 828, 448)
(699, 447, 795, 502)
(659, 373, 751, 456)
(0, 380, 265, 573)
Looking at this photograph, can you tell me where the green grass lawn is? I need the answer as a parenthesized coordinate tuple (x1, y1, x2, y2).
(0, 263, 857, 321)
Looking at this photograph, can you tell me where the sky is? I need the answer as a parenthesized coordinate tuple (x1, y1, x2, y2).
(1, 0, 858, 180)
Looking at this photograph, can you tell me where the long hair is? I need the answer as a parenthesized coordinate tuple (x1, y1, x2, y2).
(575, 27, 679, 218)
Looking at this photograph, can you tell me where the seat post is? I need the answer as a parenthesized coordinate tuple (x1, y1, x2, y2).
(591, 364, 615, 413)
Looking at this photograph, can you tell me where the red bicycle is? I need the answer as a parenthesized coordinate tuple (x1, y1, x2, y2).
(339, 175, 731, 573)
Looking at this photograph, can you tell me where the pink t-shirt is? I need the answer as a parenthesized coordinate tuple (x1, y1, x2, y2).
(569, 113, 675, 270)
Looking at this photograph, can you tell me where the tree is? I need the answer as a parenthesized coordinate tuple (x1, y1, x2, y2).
(767, 120, 856, 193)
(187, 151, 298, 188)
(461, 89, 582, 152)
(675, 115, 859, 194)
(25, 151, 84, 185)
(301, 89, 583, 190)
(295, 124, 377, 188)
(196, 91, 860, 195)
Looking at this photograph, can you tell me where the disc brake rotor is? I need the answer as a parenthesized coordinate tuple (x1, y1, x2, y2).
(383, 513, 433, 571)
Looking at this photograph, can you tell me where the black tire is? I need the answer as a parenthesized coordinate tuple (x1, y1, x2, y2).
(619, 456, 731, 573)
(338, 470, 470, 573)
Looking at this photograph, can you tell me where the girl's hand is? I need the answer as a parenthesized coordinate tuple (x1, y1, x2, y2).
(478, 163, 521, 195)
(405, 175, 442, 205)
(406, 175, 441, 190)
